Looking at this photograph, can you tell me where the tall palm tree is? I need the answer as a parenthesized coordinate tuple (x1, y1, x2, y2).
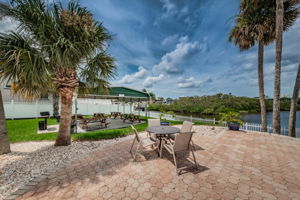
(229, 0, 299, 132)
(0, 0, 116, 146)
(288, 63, 300, 137)
(273, 0, 284, 134)
(52, 92, 60, 118)
(0, 89, 10, 155)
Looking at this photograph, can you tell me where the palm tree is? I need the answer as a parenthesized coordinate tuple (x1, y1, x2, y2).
(273, 0, 284, 134)
(229, 0, 299, 132)
(0, 89, 10, 155)
(0, 0, 116, 146)
(52, 92, 60, 118)
(288, 63, 300, 137)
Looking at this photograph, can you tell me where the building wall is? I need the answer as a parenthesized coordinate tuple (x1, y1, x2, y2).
(0, 81, 53, 103)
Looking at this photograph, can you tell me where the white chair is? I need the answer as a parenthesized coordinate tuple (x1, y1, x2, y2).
(129, 125, 158, 161)
(147, 119, 160, 140)
(162, 131, 198, 175)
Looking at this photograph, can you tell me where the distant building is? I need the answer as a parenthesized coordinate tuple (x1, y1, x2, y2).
(80, 86, 150, 103)
(166, 97, 174, 105)
(153, 97, 165, 104)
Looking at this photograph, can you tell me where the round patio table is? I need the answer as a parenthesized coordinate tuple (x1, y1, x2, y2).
(147, 126, 180, 157)
(147, 126, 180, 135)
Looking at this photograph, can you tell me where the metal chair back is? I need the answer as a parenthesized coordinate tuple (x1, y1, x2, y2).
(148, 119, 160, 127)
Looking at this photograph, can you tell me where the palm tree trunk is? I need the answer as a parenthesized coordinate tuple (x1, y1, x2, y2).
(54, 87, 73, 146)
(273, 0, 284, 134)
(52, 93, 59, 118)
(53, 68, 77, 146)
(0, 89, 10, 154)
(288, 63, 300, 137)
(258, 41, 267, 132)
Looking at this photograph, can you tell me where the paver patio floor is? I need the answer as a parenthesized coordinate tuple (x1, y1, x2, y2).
(15, 128, 300, 200)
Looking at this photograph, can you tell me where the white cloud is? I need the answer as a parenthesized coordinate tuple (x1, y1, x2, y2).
(118, 66, 148, 84)
(143, 74, 164, 87)
(153, 36, 201, 73)
(177, 76, 212, 88)
(161, 34, 179, 46)
(0, 17, 18, 33)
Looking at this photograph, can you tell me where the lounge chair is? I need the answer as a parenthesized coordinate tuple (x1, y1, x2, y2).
(162, 131, 198, 175)
(129, 125, 158, 161)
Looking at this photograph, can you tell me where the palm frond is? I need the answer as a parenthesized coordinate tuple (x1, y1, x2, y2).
(229, 0, 299, 48)
(0, 31, 50, 98)
(79, 52, 116, 94)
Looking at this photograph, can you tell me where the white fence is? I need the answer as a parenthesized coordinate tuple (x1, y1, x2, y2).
(4, 100, 53, 119)
(240, 122, 289, 136)
(3, 99, 135, 119)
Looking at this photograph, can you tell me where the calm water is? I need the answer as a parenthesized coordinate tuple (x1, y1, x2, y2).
(241, 111, 300, 138)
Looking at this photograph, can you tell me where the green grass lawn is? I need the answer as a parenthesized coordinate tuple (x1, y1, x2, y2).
(6, 117, 217, 143)
(6, 118, 59, 143)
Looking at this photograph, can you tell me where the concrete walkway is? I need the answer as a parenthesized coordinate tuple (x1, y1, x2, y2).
(12, 128, 300, 200)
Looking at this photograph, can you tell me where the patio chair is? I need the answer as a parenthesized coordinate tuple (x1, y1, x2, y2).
(147, 119, 161, 141)
(162, 131, 198, 175)
(129, 125, 158, 161)
(169, 121, 193, 140)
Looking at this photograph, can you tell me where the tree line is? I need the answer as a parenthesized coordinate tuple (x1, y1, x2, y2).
(148, 93, 299, 117)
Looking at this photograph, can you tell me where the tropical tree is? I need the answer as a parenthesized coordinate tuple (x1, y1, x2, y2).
(229, 0, 299, 132)
(52, 92, 59, 118)
(0, 0, 116, 146)
(288, 63, 300, 137)
(273, 0, 284, 134)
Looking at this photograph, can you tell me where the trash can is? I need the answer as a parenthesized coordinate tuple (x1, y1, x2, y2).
(70, 123, 76, 134)
(38, 121, 47, 130)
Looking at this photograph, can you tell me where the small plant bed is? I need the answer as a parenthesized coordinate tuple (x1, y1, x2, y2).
(220, 112, 244, 131)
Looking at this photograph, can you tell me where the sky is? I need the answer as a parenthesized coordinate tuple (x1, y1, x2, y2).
(0, 0, 299, 98)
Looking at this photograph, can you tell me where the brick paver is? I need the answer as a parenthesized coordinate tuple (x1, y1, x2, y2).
(14, 129, 300, 200)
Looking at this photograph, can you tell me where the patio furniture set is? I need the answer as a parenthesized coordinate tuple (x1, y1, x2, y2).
(129, 119, 198, 175)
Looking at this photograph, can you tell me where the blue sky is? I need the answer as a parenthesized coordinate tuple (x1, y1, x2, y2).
(1, 0, 299, 98)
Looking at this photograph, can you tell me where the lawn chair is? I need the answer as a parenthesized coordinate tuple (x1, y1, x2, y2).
(162, 131, 198, 175)
(147, 119, 160, 141)
(129, 125, 158, 161)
